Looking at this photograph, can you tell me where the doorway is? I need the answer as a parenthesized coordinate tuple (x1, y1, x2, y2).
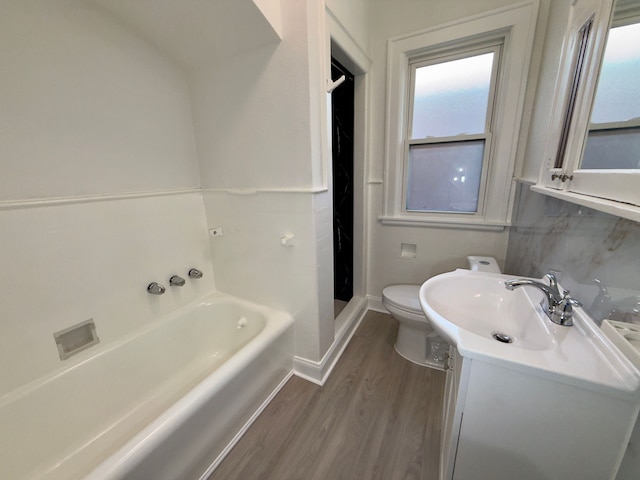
(331, 57, 355, 318)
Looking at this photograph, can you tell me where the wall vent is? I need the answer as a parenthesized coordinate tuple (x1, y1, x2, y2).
(54, 319, 100, 360)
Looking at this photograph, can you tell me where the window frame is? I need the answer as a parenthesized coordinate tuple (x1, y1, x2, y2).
(380, 1, 539, 229)
(567, 5, 640, 206)
(403, 44, 501, 216)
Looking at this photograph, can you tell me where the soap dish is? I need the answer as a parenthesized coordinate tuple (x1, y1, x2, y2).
(602, 319, 640, 369)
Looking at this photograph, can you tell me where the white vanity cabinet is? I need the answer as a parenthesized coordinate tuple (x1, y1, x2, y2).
(440, 347, 639, 480)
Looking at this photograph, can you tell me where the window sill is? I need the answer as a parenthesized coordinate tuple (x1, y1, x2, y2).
(378, 215, 508, 231)
(530, 184, 640, 223)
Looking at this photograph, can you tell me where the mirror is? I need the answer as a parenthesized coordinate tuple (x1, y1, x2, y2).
(581, 0, 640, 169)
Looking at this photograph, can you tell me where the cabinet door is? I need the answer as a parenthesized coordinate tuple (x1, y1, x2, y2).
(441, 347, 465, 480)
(452, 360, 635, 480)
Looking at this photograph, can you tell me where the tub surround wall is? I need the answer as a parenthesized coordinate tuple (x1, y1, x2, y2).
(0, 194, 215, 398)
(203, 191, 333, 362)
(0, 1, 213, 395)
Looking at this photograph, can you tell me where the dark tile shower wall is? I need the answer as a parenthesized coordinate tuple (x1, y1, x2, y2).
(505, 181, 640, 325)
(331, 58, 354, 302)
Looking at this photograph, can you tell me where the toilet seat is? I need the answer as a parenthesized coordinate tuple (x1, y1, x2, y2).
(382, 285, 423, 315)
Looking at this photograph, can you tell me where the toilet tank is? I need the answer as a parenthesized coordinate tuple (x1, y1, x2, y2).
(466, 256, 501, 273)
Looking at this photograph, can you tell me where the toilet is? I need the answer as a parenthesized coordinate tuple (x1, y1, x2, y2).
(382, 256, 501, 369)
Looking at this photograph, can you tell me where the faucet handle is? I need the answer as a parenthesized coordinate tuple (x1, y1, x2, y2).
(147, 282, 166, 295)
(561, 290, 582, 306)
(553, 291, 582, 326)
(188, 268, 203, 279)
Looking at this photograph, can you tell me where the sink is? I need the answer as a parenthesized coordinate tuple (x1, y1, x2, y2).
(418, 269, 640, 393)
(420, 270, 555, 350)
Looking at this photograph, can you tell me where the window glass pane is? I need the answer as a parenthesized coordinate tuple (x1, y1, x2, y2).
(582, 127, 640, 168)
(406, 141, 484, 213)
(589, 23, 640, 124)
(582, 21, 640, 169)
(411, 53, 494, 139)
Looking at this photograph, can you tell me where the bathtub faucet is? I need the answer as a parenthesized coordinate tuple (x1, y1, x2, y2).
(504, 273, 581, 326)
(188, 268, 203, 279)
(147, 282, 166, 295)
(170, 275, 186, 287)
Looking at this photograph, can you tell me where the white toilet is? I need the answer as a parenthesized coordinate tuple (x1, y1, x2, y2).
(382, 256, 501, 369)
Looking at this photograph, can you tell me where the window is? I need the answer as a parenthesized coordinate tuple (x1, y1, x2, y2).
(406, 48, 499, 214)
(381, 2, 539, 229)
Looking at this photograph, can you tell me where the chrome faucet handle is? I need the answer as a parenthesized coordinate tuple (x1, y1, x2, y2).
(552, 290, 582, 326)
(169, 275, 186, 287)
(188, 268, 203, 279)
(147, 282, 166, 295)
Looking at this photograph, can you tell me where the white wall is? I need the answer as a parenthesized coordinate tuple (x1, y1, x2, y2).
(0, 0, 200, 201)
(202, 191, 334, 361)
(190, 0, 315, 190)
(0, 0, 213, 394)
(325, 0, 372, 55)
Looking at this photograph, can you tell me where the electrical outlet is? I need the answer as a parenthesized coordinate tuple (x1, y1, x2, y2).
(210, 226, 224, 237)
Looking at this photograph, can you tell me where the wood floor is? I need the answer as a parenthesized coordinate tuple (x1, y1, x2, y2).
(208, 311, 446, 480)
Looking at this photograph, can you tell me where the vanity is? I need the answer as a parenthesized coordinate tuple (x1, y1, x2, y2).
(420, 270, 640, 480)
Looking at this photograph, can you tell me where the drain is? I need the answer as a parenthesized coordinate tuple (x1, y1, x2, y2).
(492, 332, 513, 344)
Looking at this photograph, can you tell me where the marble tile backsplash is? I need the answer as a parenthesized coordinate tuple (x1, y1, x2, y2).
(505, 181, 640, 326)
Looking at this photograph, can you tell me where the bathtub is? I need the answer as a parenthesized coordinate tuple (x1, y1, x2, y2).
(0, 292, 294, 480)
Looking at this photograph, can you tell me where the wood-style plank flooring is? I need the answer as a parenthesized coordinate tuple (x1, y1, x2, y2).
(208, 311, 446, 480)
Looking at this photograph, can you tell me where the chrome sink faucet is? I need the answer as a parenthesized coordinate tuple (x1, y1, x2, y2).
(504, 273, 582, 326)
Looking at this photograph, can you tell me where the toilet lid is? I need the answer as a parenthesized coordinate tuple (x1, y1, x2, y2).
(382, 285, 423, 314)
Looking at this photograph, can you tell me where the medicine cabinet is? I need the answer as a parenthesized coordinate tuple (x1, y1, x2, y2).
(535, 0, 640, 221)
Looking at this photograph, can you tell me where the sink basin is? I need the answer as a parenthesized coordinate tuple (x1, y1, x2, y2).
(418, 269, 640, 394)
(420, 270, 555, 350)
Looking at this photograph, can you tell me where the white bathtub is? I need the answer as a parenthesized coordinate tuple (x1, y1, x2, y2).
(0, 292, 294, 480)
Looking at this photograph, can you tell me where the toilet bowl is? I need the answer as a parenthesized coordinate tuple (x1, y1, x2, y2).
(382, 285, 448, 368)
(382, 256, 501, 369)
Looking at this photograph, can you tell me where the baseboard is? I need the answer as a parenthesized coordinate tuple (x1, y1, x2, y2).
(293, 297, 368, 386)
(367, 295, 386, 313)
(199, 370, 294, 480)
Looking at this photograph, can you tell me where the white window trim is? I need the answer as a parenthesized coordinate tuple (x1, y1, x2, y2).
(380, 1, 539, 230)
(404, 44, 500, 217)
